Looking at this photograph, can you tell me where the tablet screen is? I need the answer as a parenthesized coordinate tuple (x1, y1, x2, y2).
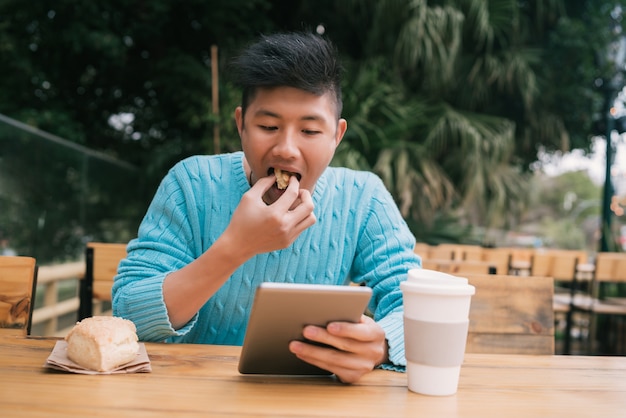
(238, 282, 373, 376)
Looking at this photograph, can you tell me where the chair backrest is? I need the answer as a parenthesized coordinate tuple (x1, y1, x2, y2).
(530, 252, 552, 277)
(531, 250, 580, 282)
(480, 248, 511, 275)
(426, 245, 455, 261)
(589, 251, 626, 307)
(615, 257, 626, 282)
(460, 245, 484, 261)
(594, 252, 626, 283)
(431, 244, 484, 261)
(422, 259, 494, 275)
(0, 256, 37, 336)
(505, 247, 535, 264)
(549, 250, 582, 282)
(78, 242, 127, 320)
(463, 273, 555, 355)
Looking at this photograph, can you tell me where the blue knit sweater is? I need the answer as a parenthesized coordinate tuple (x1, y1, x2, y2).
(112, 152, 420, 368)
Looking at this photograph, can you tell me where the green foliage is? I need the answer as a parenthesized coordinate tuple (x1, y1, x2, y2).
(0, 0, 272, 182)
(526, 170, 602, 251)
(331, 0, 623, 243)
(540, 217, 588, 249)
(406, 211, 475, 245)
(1, 0, 623, 252)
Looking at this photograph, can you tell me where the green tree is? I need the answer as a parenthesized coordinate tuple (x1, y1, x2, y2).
(1, 0, 622, 252)
(326, 0, 537, 241)
(0, 0, 273, 185)
(328, 0, 621, 243)
(0, 0, 276, 260)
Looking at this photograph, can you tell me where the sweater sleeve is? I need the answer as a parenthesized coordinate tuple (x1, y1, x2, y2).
(349, 173, 421, 370)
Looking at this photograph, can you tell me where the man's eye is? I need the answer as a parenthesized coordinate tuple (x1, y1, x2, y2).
(259, 125, 277, 131)
(303, 129, 321, 135)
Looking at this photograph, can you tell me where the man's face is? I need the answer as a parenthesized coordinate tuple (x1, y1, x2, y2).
(235, 86, 347, 204)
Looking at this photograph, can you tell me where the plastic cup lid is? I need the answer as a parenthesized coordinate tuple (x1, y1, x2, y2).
(401, 279, 475, 296)
(407, 268, 469, 284)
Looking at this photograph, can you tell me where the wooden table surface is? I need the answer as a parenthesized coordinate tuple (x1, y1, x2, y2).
(1, 336, 624, 417)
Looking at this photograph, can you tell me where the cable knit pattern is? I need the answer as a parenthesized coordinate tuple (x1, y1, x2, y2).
(112, 151, 421, 369)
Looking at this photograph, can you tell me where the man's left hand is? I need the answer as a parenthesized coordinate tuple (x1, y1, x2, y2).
(288, 315, 389, 384)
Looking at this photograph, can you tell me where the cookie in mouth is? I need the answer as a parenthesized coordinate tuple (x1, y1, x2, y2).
(274, 168, 295, 190)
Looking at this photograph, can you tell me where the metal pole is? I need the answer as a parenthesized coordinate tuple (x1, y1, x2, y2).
(600, 87, 615, 253)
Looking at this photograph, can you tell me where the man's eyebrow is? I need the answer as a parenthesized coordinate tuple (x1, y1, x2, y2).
(253, 109, 280, 118)
(252, 109, 327, 122)
(301, 114, 325, 122)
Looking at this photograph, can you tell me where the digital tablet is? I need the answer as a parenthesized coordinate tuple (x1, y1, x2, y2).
(238, 282, 373, 376)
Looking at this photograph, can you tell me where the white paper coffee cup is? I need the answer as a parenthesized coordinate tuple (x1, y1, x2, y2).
(401, 269, 475, 396)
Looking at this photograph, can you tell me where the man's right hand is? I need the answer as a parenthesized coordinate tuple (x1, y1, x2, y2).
(224, 175, 316, 259)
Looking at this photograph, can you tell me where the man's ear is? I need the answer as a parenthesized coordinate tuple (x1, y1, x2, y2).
(235, 106, 244, 136)
(335, 118, 348, 146)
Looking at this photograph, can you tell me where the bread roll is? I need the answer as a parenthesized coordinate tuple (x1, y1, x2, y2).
(65, 316, 139, 372)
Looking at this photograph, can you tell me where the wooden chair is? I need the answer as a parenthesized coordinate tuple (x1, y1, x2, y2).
(568, 252, 626, 354)
(530, 250, 580, 300)
(0, 256, 37, 336)
(464, 273, 555, 355)
(505, 247, 535, 276)
(78, 242, 127, 320)
(481, 247, 512, 275)
(602, 256, 626, 306)
(529, 251, 552, 277)
(426, 245, 455, 261)
(429, 243, 482, 261)
(529, 250, 582, 353)
(459, 245, 484, 261)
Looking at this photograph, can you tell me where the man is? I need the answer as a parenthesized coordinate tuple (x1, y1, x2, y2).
(113, 32, 421, 383)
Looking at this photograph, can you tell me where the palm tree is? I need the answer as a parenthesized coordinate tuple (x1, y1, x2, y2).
(333, 0, 575, 242)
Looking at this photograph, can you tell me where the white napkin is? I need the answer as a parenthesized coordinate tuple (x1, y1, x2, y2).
(44, 340, 151, 375)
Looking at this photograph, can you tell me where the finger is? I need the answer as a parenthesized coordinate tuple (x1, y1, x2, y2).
(249, 175, 277, 198)
(326, 315, 376, 342)
(288, 341, 367, 384)
(243, 176, 277, 206)
(288, 190, 316, 228)
(294, 211, 316, 232)
(272, 175, 302, 211)
(296, 188, 313, 209)
(302, 324, 355, 353)
(325, 317, 389, 367)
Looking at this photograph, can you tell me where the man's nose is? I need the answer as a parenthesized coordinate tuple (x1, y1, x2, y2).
(272, 130, 299, 158)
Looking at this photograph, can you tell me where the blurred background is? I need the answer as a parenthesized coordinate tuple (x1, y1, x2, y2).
(1, 0, 626, 264)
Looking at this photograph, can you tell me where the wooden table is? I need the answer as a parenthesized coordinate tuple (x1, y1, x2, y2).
(1, 336, 625, 417)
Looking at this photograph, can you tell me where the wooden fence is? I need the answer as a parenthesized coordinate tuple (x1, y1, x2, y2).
(32, 261, 85, 336)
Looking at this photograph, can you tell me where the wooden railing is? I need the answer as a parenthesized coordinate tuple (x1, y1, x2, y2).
(32, 261, 85, 336)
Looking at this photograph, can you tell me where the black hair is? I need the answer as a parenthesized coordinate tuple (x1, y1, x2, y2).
(232, 32, 343, 119)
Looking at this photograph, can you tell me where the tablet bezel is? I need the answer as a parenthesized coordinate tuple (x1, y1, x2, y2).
(237, 282, 373, 376)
